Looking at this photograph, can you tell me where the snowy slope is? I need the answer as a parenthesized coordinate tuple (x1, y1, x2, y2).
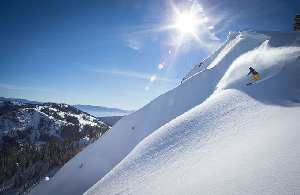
(86, 90, 300, 195)
(30, 31, 300, 195)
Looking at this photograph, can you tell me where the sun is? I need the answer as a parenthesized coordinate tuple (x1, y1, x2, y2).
(176, 13, 197, 34)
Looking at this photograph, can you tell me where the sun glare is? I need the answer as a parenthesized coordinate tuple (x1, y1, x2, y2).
(177, 13, 197, 34)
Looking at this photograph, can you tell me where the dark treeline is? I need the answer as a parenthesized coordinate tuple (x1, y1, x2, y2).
(294, 12, 300, 31)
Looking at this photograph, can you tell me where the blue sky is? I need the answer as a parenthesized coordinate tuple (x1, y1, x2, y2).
(0, 0, 299, 111)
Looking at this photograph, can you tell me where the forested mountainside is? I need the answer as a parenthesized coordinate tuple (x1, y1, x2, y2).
(0, 100, 110, 194)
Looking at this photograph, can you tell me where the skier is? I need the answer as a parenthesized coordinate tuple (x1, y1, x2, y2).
(247, 67, 260, 80)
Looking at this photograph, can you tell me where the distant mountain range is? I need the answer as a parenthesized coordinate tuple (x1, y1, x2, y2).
(72, 104, 133, 114)
(0, 97, 134, 116)
(0, 97, 44, 105)
(97, 116, 124, 126)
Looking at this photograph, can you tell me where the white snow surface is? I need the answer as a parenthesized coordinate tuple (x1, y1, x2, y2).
(30, 31, 300, 195)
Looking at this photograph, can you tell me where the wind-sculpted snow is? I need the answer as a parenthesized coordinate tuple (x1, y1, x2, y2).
(30, 31, 300, 195)
(85, 90, 300, 195)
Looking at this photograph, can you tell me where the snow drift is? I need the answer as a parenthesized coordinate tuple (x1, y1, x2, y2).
(30, 31, 300, 195)
(86, 90, 300, 195)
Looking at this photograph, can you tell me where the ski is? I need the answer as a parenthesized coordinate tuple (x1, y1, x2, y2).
(246, 83, 253, 85)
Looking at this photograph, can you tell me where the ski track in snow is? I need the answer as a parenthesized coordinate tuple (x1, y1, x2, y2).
(30, 31, 300, 195)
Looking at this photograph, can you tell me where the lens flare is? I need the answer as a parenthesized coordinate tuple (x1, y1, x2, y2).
(150, 74, 156, 83)
(158, 63, 164, 69)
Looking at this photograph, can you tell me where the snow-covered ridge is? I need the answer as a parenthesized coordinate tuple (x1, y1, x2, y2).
(182, 31, 300, 81)
(0, 101, 109, 146)
(30, 31, 300, 195)
(0, 97, 133, 117)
